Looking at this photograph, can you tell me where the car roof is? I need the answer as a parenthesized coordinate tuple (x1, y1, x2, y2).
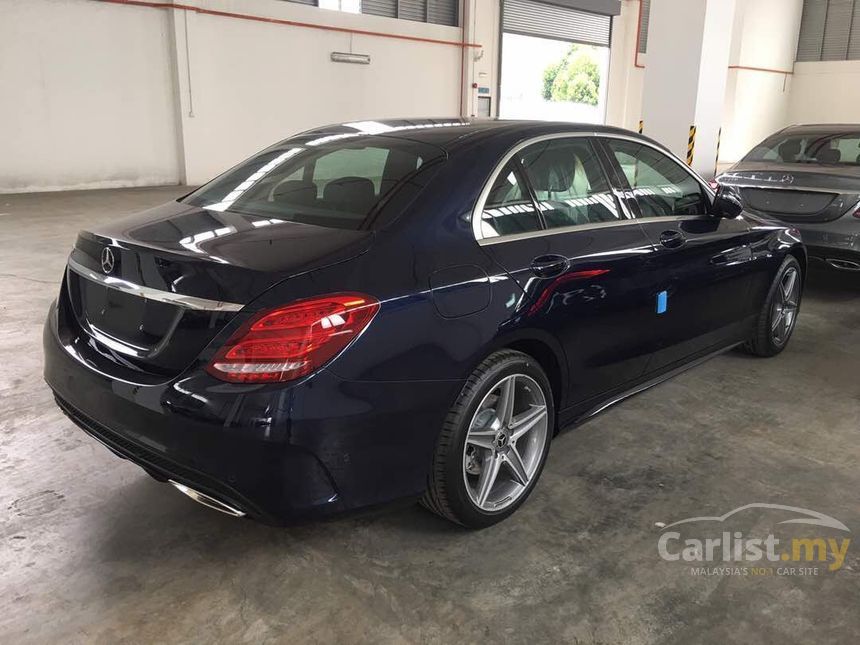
(779, 123, 860, 136)
(288, 118, 642, 152)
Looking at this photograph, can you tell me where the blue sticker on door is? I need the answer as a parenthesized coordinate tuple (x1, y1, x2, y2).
(656, 290, 668, 314)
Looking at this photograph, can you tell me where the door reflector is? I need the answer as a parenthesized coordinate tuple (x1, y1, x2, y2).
(656, 291, 668, 314)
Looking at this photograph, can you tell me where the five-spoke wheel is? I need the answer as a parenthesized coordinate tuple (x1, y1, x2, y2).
(746, 255, 803, 357)
(771, 265, 800, 346)
(463, 374, 549, 511)
(422, 350, 554, 528)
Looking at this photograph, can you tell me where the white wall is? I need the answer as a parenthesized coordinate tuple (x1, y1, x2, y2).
(8, 0, 859, 193)
(720, 0, 803, 164)
(788, 60, 860, 124)
(0, 0, 464, 192)
(605, 0, 645, 131)
(463, 0, 500, 118)
(0, 0, 181, 193)
(606, 0, 806, 169)
(690, 0, 737, 178)
(171, 0, 463, 184)
(640, 0, 737, 176)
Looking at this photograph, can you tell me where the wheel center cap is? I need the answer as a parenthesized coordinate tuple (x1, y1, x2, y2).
(494, 432, 509, 450)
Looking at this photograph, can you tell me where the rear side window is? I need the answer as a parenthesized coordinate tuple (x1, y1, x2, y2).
(605, 139, 708, 217)
(478, 162, 542, 237)
(519, 138, 621, 228)
(744, 132, 860, 166)
(183, 138, 441, 230)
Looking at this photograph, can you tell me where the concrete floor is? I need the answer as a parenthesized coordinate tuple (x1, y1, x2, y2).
(1, 186, 859, 644)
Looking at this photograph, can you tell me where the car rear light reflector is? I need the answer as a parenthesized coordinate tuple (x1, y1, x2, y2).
(207, 293, 380, 383)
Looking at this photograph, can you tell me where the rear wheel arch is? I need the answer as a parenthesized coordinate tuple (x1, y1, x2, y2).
(787, 244, 807, 283)
(464, 329, 563, 412)
(503, 338, 564, 425)
(461, 332, 566, 429)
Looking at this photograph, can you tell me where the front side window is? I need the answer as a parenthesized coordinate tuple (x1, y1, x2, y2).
(606, 139, 708, 217)
(183, 138, 440, 230)
(519, 138, 621, 228)
(478, 162, 542, 237)
(743, 132, 860, 166)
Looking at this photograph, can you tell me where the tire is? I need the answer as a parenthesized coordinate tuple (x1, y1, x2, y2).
(744, 255, 803, 357)
(421, 349, 554, 528)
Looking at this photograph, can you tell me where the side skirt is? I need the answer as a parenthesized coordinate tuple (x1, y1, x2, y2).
(557, 341, 743, 433)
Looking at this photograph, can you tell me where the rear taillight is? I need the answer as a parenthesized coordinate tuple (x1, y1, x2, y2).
(207, 293, 379, 383)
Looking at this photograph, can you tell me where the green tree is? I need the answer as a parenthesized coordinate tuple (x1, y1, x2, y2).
(542, 61, 561, 101)
(541, 45, 601, 107)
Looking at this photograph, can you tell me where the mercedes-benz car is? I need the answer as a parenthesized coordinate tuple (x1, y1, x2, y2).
(44, 119, 805, 528)
(717, 124, 860, 272)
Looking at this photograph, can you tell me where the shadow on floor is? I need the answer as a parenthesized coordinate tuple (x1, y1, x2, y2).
(90, 474, 460, 564)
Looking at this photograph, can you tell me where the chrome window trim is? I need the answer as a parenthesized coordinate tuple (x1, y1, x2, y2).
(67, 257, 245, 312)
(471, 131, 714, 245)
(478, 214, 706, 246)
(627, 214, 704, 223)
(473, 132, 594, 243)
(479, 218, 643, 245)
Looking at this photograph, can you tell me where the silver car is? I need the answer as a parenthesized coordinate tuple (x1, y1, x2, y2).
(717, 124, 860, 272)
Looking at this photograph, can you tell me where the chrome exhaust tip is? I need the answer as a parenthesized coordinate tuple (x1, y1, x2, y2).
(826, 258, 860, 271)
(169, 480, 246, 517)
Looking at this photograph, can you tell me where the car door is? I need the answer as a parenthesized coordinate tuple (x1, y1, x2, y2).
(597, 136, 759, 373)
(475, 135, 657, 408)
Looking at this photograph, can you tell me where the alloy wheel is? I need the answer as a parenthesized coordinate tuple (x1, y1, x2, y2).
(462, 374, 549, 512)
(771, 266, 800, 345)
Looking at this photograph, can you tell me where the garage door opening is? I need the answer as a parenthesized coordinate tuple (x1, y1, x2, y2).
(499, 0, 611, 124)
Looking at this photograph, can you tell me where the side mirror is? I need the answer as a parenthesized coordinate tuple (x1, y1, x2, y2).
(710, 186, 744, 219)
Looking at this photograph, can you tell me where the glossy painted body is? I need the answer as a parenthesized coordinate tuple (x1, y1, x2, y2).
(44, 119, 806, 523)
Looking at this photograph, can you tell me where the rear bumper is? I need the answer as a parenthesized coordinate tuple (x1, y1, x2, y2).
(787, 223, 859, 266)
(805, 244, 860, 270)
(44, 300, 461, 524)
(54, 393, 272, 519)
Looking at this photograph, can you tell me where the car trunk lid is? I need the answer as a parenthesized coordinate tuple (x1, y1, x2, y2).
(64, 201, 373, 376)
(720, 162, 860, 223)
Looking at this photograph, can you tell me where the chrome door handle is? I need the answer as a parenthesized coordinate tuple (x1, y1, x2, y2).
(530, 254, 569, 278)
(659, 230, 685, 248)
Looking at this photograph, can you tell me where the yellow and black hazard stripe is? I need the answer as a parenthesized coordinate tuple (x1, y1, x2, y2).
(686, 125, 696, 166)
(714, 127, 722, 177)
(638, 120, 644, 134)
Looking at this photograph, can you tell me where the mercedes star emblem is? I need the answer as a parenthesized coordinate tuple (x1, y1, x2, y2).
(101, 247, 115, 274)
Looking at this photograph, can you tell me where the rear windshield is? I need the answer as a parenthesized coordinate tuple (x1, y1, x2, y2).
(183, 136, 444, 229)
(744, 131, 860, 166)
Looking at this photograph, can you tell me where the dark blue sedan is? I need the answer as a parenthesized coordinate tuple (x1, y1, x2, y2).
(44, 119, 805, 527)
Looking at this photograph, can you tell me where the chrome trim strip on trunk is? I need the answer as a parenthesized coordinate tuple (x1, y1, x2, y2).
(67, 257, 245, 312)
(720, 182, 847, 194)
